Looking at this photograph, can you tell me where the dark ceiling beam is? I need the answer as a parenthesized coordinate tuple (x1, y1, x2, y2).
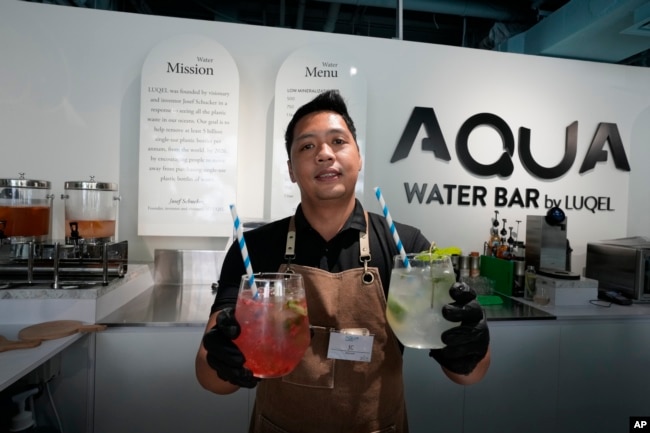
(505, 0, 650, 63)
(128, 0, 152, 14)
(313, 0, 530, 22)
(323, 2, 341, 32)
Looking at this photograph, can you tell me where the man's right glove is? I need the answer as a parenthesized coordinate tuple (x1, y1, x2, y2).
(429, 281, 490, 376)
(202, 307, 260, 388)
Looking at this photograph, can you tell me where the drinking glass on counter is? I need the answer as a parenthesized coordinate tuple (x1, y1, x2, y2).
(386, 254, 458, 349)
(524, 265, 537, 300)
(234, 273, 310, 378)
(534, 286, 550, 305)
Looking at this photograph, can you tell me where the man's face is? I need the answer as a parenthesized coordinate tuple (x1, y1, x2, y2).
(287, 110, 362, 204)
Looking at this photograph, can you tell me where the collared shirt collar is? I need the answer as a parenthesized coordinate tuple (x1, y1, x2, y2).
(294, 199, 367, 238)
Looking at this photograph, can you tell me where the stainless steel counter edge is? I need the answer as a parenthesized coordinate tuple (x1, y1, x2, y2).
(0, 263, 152, 300)
(98, 283, 216, 327)
(99, 284, 560, 326)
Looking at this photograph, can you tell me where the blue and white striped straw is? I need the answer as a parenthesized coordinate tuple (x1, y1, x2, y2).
(374, 187, 411, 270)
(229, 204, 257, 295)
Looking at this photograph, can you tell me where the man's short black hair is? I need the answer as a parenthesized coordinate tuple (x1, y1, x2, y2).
(284, 90, 357, 159)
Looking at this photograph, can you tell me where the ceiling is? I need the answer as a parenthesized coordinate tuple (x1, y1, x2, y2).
(22, 0, 650, 66)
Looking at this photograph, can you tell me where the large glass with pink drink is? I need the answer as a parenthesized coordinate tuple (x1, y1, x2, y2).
(234, 273, 310, 378)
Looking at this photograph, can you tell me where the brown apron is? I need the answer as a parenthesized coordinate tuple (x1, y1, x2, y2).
(248, 215, 408, 433)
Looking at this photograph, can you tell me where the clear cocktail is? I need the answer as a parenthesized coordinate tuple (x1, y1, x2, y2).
(235, 273, 310, 378)
(386, 254, 458, 349)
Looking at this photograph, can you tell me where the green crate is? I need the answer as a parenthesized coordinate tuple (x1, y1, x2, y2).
(479, 255, 513, 296)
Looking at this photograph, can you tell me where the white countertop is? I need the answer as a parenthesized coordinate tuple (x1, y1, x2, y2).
(0, 325, 83, 392)
(0, 264, 155, 392)
(99, 284, 215, 326)
(515, 296, 650, 320)
(0, 264, 154, 324)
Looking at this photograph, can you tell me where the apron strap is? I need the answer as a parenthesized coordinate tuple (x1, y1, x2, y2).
(285, 218, 297, 272)
(359, 212, 374, 285)
(285, 212, 375, 284)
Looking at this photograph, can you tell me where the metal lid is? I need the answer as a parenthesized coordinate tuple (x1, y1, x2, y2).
(0, 176, 51, 189)
(513, 260, 526, 274)
(64, 177, 118, 191)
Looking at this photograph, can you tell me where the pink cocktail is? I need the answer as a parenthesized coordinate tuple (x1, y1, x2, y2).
(234, 273, 310, 378)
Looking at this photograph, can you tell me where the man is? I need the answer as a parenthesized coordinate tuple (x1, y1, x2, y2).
(196, 90, 490, 432)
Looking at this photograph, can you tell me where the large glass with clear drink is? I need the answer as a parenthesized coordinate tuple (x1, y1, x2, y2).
(234, 273, 311, 378)
(386, 254, 458, 349)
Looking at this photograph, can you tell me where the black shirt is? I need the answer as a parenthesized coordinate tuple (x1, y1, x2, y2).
(212, 200, 431, 314)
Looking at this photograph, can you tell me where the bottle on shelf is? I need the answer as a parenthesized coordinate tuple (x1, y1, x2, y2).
(512, 260, 525, 297)
(469, 252, 480, 278)
(496, 237, 510, 259)
(458, 255, 470, 281)
(524, 265, 536, 300)
(487, 210, 500, 256)
(488, 227, 500, 256)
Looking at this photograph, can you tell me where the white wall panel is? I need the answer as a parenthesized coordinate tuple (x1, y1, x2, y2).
(1, 1, 648, 268)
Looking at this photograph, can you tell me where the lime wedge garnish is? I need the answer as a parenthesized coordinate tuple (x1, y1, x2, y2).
(436, 246, 462, 256)
(387, 299, 407, 322)
(415, 245, 462, 262)
(415, 251, 446, 261)
(286, 299, 307, 316)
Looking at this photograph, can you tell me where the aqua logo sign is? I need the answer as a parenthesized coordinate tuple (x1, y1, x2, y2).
(391, 107, 631, 179)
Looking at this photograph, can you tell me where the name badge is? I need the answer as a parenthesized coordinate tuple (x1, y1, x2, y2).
(327, 328, 374, 362)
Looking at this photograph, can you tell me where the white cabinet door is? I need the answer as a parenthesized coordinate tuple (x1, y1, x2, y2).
(94, 327, 250, 433)
(403, 320, 560, 433)
(556, 319, 650, 433)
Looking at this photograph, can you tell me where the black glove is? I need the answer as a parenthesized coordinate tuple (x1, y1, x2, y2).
(202, 307, 260, 388)
(429, 281, 490, 375)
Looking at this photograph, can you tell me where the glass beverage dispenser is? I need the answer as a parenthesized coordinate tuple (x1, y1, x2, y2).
(0, 174, 53, 243)
(62, 178, 120, 244)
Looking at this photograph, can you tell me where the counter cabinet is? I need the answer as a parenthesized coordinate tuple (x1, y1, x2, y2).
(90, 296, 650, 433)
(93, 326, 252, 433)
(17, 278, 650, 433)
(405, 317, 650, 433)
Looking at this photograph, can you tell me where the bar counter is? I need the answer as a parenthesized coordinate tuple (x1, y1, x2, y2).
(93, 276, 650, 433)
(0, 264, 153, 392)
(98, 278, 650, 327)
(98, 283, 556, 326)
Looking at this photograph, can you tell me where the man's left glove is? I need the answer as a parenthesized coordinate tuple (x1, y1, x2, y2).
(429, 281, 489, 375)
(202, 307, 260, 388)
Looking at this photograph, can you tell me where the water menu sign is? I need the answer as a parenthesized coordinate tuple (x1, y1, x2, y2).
(270, 44, 367, 219)
(138, 34, 239, 236)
